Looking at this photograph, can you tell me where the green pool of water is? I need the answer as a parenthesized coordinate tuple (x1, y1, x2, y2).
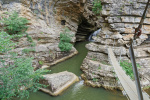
(50, 42, 89, 76)
(21, 42, 128, 100)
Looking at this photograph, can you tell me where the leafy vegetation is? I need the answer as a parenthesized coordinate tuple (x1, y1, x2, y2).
(0, 31, 15, 53)
(91, 57, 96, 61)
(92, 0, 102, 14)
(22, 48, 35, 53)
(93, 78, 98, 82)
(39, 61, 44, 65)
(58, 28, 73, 52)
(0, 12, 49, 100)
(0, 11, 28, 35)
(30, 42, 36, 47)
(120, 60, 141, 80)
(0, 56, 48, 100)
(0, 11, 35, 45)
(26, 33, 33, 42)
(98, 66, 101, 70)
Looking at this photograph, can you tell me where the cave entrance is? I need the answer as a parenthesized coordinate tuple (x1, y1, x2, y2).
(76, 17, 96, 41)
(145, 34, 150, 43)
(61, 20, 66, 25)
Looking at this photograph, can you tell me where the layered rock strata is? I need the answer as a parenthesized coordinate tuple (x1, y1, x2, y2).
(1, 0, 150, 91)
(0, 0, 98, 68)
(81, 0, 150, 90)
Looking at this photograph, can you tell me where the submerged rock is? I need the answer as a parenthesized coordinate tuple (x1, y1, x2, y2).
(40, 71, 79, 96)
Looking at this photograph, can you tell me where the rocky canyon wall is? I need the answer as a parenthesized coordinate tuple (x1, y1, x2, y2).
(0, 0, 99, 68)
(1, 0, 150, 90)
(81, 0, 150, 90)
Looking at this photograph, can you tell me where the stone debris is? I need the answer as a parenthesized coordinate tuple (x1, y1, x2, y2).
(40, 71, 79, 96)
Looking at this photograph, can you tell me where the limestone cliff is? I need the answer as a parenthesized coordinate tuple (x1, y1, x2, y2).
(1, 0, 150, 91)
(81, 0, 150, 90)
(0, 0, 98, 68)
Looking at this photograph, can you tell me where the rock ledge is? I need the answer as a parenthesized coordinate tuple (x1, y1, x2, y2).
(40, 71, 79, 96)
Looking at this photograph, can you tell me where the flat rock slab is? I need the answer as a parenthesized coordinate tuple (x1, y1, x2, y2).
(40, 71, 79, 96)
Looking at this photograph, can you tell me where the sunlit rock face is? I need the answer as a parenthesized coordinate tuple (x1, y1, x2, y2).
(1, 0, 150, 90)
(0, 0, 99, 68)
(80, 0, 150, 90)
(40, 71, 79, 96)
(0, 0, 99, 41)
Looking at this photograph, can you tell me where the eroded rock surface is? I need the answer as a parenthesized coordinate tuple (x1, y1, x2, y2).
(80, 0, 150, 90)
(40, 71, 79, 96)
(0, 0, 97, 68)
(1, 0, 150, 91)
(81, 50, 150, 90)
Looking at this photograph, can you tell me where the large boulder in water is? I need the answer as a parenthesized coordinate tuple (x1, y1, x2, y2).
(40, 71, 79, 96)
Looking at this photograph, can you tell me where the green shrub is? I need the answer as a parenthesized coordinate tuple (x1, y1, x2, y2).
(0, 56, 49, 100)
(91, 57, 96, 61)
(58, 28, 73, 52)
(1, 11, 35, 46)
(0, 31, 49, 100)
(92, 0, 102, 14)
(26, 33, 33, 42)
(93, 78, 98, 82)
(39, 61, 44, 65)
(120, 60, 141, 80)
(22, 48, 35, 53)
(98, 66, 101, 70)
(0, 11, 28, 35)
(59, 42, 73, 52)
(59, 30, 72, 42)
(30, 42, 36, 47)
(0, 31, 15, 53)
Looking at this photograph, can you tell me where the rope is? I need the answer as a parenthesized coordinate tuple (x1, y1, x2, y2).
(133, 0, 150, 41)
(108, 1, 150, 99)
(125, 1, 150, 99)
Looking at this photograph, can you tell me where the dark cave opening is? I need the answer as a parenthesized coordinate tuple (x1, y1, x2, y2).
(76, 17, 96, 41)
(61, 20, 66, 25)
(144, 34, 150, 43)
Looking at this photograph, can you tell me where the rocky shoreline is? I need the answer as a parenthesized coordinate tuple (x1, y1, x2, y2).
(80, 42, 150, 91)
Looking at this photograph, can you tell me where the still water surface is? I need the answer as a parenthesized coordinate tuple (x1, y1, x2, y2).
(22, 42, 128, 100)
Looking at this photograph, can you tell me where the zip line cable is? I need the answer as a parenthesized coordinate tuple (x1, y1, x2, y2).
(129, 0, 150, 100)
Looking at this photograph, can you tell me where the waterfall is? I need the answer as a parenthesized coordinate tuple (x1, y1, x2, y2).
(88, 28, 101, 42)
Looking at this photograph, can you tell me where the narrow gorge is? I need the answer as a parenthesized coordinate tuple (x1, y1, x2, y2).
(0, 0, 150, 100)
